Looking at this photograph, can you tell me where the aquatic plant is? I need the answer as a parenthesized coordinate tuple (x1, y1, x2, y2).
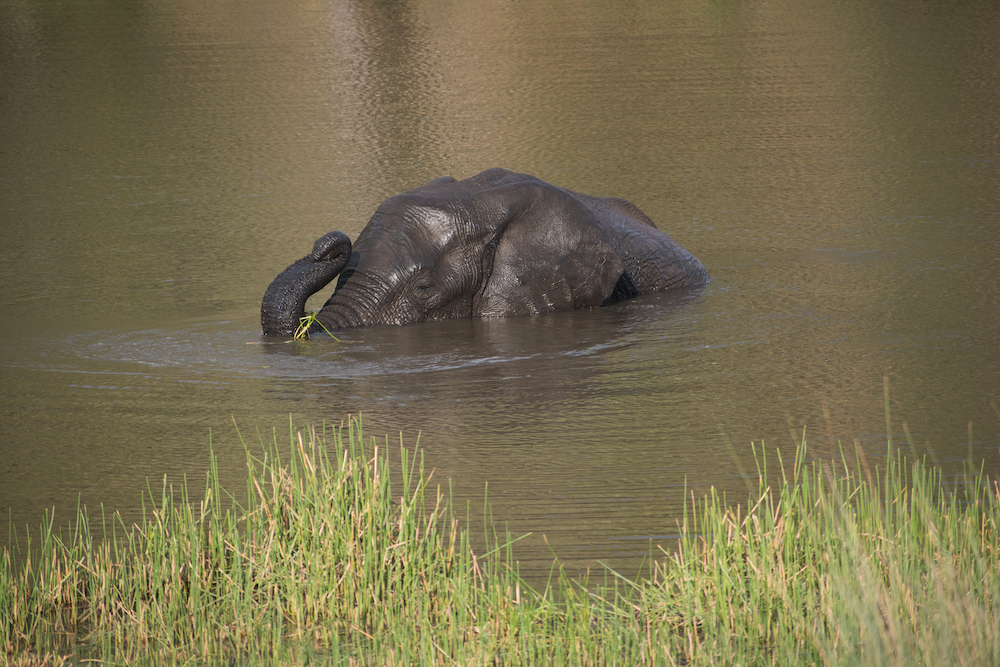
(294, 310, 341, 341)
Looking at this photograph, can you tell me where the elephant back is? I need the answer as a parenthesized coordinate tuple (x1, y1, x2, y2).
(570, 191, 710, 293)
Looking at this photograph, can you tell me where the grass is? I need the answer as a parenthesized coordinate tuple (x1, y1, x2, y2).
(2, 416, 998, 665)
(656, 442, 999, 665)
(294, 311, 341, 341)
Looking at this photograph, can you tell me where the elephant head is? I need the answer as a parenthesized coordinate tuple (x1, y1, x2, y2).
(260, 168, 708, 336)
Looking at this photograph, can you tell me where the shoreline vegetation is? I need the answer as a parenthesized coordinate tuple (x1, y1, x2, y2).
(3, 417, 998, 666)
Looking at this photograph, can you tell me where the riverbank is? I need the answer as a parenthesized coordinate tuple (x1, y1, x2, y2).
(3, 418, 998, 665)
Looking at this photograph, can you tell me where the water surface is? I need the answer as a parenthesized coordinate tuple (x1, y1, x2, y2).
(2, 0, 998, 578)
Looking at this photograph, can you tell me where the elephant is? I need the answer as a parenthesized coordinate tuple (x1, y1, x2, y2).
(261, 168, 709, 336)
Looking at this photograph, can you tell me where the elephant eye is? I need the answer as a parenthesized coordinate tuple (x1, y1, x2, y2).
(413, 277, 435, 299)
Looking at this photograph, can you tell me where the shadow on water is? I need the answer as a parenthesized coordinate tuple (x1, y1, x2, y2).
(50, 285, 705, 382)
(260, 287, 706, 375)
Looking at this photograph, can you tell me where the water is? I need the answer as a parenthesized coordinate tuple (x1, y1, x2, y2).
(2, 0, 998, 578)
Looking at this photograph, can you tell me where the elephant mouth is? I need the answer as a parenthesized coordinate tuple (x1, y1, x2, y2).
(314, 302, 363, 330)
(318, 271, 416, 330)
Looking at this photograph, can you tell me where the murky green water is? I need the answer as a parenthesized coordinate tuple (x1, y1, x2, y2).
(2, 0, 998, 578)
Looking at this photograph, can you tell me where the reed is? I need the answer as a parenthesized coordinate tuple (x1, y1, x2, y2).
(2, 418, 998, 665)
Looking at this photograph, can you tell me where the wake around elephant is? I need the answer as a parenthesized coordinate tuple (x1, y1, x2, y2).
(261, 168, 709, 336)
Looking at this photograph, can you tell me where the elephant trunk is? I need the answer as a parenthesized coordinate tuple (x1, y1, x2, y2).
(261, 231, 352, 336)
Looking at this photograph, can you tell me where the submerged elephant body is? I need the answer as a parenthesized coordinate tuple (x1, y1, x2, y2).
(261, 168, 709, 335)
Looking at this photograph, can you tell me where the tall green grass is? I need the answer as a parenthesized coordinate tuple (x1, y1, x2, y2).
(650, 443, 999, 665)
(3, 417, 998, 665)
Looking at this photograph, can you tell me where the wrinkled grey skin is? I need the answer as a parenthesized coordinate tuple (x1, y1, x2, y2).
(261, 168, 709, 336)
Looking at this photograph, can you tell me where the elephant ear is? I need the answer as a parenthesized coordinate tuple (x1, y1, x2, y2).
(473, 181, 625, 318)
(569, 191, 711, 293)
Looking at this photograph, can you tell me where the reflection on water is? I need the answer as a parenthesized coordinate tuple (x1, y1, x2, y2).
(2, 0, 999, 578)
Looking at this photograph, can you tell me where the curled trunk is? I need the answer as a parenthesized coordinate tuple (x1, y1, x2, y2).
(260, 231, 352, 336)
